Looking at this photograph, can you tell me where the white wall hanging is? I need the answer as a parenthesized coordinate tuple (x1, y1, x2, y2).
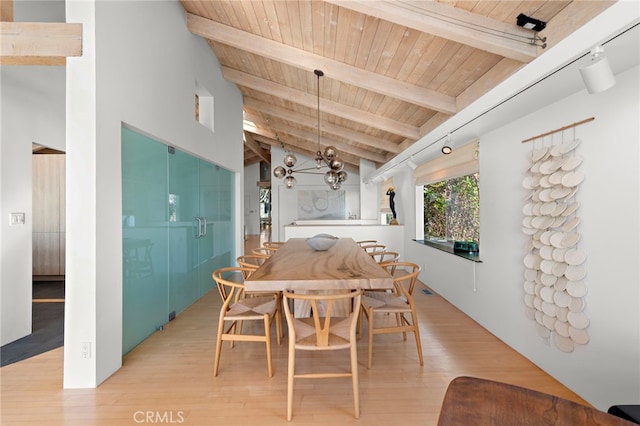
(521, 117, 593, 352)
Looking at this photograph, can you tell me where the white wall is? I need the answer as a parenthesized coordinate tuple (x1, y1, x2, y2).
(0, 1, 66, 346)
(398, 66, 639, 410)
(62, 0, 243, 387)
(359, 159, 380, 221)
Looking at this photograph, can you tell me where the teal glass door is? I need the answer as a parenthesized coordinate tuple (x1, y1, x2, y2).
(168, 149, 200, 315)
(198, 162, 234, 294)
(122, 127, 236, 355)
(121, 127, 169, 354)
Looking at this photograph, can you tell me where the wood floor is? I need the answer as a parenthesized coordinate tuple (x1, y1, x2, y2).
(1, 232, 590, 425)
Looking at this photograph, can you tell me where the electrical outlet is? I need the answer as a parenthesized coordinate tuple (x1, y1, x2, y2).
(81, 342, 91, 359)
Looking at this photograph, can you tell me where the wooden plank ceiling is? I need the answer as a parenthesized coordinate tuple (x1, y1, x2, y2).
(1, 0, 613, 171)
(181, 0, 613, 170)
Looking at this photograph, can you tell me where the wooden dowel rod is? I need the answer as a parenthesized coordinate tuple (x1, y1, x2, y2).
(521, 117, 595, 143)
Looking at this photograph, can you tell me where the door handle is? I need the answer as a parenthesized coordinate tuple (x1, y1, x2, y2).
(201, 218, 207, 237)
(194, 217, 202, 238)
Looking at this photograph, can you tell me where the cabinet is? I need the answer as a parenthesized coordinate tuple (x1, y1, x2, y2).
(32, 154, 65, 276)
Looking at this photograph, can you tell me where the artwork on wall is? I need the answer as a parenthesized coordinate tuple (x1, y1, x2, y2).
(521, 118, 592, 353)
(298, 190, 345, 220)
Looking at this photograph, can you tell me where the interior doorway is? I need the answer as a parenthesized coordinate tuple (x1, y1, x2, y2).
(0, 145, 69, 366)
(259, 186, 271, 231)
(32, 144, 66, 280)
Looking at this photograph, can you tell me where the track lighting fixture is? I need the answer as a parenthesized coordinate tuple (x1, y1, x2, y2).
(579, 46, 616, 94)
(441, 134, 453, 155)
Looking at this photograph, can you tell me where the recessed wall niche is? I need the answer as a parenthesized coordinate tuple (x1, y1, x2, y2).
(195, 80, 214, 132)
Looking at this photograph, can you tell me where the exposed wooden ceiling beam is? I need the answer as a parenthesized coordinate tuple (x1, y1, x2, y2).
(243, 150, 261, 167)
(244, 117, 364, 168)
(244, 97, 402, 155)
(326, 0, 538, 63)
(456, 58, 524, 111)
(243, 131, 271, 165)
(539, 1, 615, 51)
(244, 110, 387, 164)
(223, 67, 420, 140)
(187, 13, 457, 114)
(0, 21, 82, 65)
(1, 0, 14, 22)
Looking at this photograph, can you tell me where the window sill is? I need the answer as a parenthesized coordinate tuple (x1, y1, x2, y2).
(413, 239, 482, 263)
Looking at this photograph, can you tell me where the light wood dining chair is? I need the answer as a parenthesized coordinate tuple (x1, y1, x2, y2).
(252, 247, 278, 258)
(359, 261, 423, 368)
(367, 251, 401, 286)
(237, 255, 284, 340)
(212, 266, 282, 377)
(282, 289, 363, 421)
(360, 244, 386, 254)
(263, 241, 285, 249)
(236, 255, 267, 278)
(368, 250, 400, 266)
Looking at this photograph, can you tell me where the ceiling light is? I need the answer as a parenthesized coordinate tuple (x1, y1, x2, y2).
(441, 134, 453, 155)
(273, 69, 347, 190)
(579, 46, 616, 94)
(516, 13, 547, 32)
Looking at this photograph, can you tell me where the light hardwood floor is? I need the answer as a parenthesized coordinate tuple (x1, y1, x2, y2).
(1, 232, 590, 425)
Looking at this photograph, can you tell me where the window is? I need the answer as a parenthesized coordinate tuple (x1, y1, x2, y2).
(414, 139, 480, 247)
(423, 173, 479, 242)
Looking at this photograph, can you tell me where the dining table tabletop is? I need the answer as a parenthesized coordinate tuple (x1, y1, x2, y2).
(244, 237, 394, 293)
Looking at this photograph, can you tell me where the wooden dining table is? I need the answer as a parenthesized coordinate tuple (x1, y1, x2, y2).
(244, 237, 393, 293)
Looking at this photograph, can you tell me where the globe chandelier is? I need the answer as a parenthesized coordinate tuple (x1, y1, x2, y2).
(273, 69, 347, 190)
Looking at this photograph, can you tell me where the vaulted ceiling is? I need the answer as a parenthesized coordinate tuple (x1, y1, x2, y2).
(179, 1, 614, 171)
(0, 0, 615, 172)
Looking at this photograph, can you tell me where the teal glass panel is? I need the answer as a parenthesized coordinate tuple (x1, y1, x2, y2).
(168, 149, 200, 315)
(121, 127, 169, 355)
(215, 166, 234, 271)
(197, 162, 234, 294)
(197, 160, 218, 295)
(122, 127, 236, 354)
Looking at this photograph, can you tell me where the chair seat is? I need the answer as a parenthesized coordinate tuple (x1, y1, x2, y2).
(226, 296, 278, 318)
(291, 316, 353, 350)
(362, 292, 409, 311)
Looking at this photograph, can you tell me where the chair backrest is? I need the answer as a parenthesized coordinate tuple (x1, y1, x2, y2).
(252, 247, 278, 258)
(361, 244, 386, 254)
(282, 290, 362, 349)
(236, 255, 267, 278)
(212, 266, 252, 307)
(383, 262, 421, 299)
(438, 376, 631, 425)
(263, 241, 285, 249)
(356, 240, 377, 246)
(369, 250, 400, 265)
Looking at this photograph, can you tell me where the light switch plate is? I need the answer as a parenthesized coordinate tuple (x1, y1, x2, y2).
(10, 212, 25, 225)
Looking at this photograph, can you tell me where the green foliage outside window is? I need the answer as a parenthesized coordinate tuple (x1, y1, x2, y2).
(423, 173, 479, 243)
